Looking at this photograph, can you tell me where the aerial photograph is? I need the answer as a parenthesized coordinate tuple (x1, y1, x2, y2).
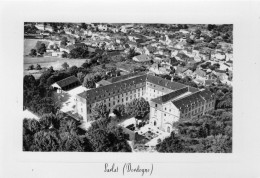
(23, 23, 233, 152)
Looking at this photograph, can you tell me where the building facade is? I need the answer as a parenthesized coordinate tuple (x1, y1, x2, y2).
(75, 73, 215, 132)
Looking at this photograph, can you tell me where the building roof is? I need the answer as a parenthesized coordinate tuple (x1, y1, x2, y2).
(175, 66, 188, 74)
(133, 54, 151, 62)
(127, 41, 137, 46)
(54, 76, 79, 89)
(146, 75, 190, 91)
(96, 80, 112, 86)
(215, 69, 226, 74)
(195, 68, 207, 77)
(176, 52, 190, 60)
(172, 89, 214, 110)
(106, 50, 121, 57)
(204, 79, 216, 86)
(78, 75, 147, 103)
(106, 72, 146, 83)
(77, 73, 200, 104)
(151, 87, 189, 104)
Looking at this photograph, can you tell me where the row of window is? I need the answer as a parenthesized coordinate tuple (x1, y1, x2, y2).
(183, 101, 214, 114)
(93, 87, 145, 101)
(87, 92, 145, 113)
(90, 90, 144, 105)
(147, 83, 167, 91)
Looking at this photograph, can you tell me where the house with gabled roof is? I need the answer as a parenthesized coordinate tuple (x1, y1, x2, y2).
(51, 76, 80, 93)
(133, 54, 151, 62)
(174, 66, 188, 78)
(194, 68, 207, 80)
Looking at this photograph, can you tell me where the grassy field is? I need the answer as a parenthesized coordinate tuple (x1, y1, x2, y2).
(24, 39, 51, 55)
(24, 56, 87, 70)
(24, 56, 87, 78)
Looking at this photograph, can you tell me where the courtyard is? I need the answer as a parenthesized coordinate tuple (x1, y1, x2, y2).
(118, 115, 171, 151)
(53, 85, 88, 119)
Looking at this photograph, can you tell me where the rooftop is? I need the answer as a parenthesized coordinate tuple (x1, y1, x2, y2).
(54, 76, 79, 88)
(151, 87, 190, 104)
(106, 72, 146, 83)
(172, 89, 214, 110)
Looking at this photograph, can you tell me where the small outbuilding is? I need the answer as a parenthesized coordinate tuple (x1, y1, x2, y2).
(51, 76, 80, 93)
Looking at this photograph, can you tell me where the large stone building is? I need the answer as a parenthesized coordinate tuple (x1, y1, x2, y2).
(75, 73, 215, 133)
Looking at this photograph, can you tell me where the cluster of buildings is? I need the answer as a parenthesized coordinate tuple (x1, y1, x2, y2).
(75, 73, 215, 133)
(32, 23, 233, 86)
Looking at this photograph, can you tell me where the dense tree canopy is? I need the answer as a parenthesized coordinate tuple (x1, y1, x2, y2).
(24, 75, 59, 116)
(61, 62, 69, 70)
(125, 97, 150, 119)
(157, 109, 232, 153)
(85, 118, 131, 152)
(37, 43, 47, 55)
(29, 49, 37, 57)
(112, 104, 126, 119)
(90, 102, 109, 121)
(23, 114, 92, 152)
(60, 37, 68, 46)
(69, 47, 89, 59)
(82, 73, 102, 88)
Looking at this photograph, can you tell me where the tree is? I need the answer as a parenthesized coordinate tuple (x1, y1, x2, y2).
(199, 134, 232, 153)
(59, 132, 87, 152)
(29, 49, 37, 57)
(208, 42, 217, 49)
(82, 73, 101, 88)
(195, 29, 201, 35)
(90, 102, 109, 121)
(204, 35, 212, 43)
(61, 51, 69, 58)
(156, 133, 185, 153)
(82, 75, 96, 88)
(77, 72, 86, 83)
(68, 66, 78, 76)
(81, 23, 87, 30)
(48, 66, 54, 73)
(37, 43, 46, 55)
(128, 47, 138, 59)
(86, 129, 111, 151)
(213, 63, 220, 69)
(81, 62, 90, 68)
(85, 119, 131, 152)
(36, 64, 42, 70)
(125, 97, 150, 119)
(60, 37, 68, 46)
(31, 130, 61, 151)
(39, 113, 57, 130)
(156, 109, 232, 153)
(207, 24, 217, 31)
(59, 118, 80, 135)
(69, 47, 89, 59)
(23, 118, 41, 135)
(186, 37, 194, 44)
(112, 104, 126, 119)
(28, 65, 34, 70)
(61, 62, 69, 70)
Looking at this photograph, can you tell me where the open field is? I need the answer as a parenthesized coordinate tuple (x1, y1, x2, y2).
(24, 39, 52, 55)
(24, 56, 87, 70)
(24, 56, 87, 78)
